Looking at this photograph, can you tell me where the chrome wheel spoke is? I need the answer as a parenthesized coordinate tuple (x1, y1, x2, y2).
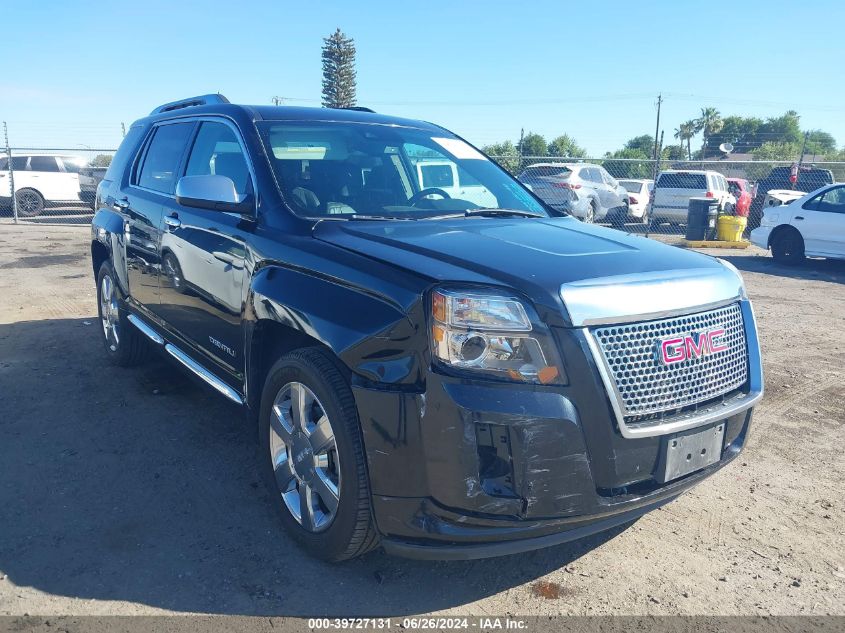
(273, 450, 296, 492)
(309, 414, 334, 454)
(290, 383, 312, 432)
(299, 483, 315, 531)
(269, 405, 294, 446)
(312, 470, 339, 514)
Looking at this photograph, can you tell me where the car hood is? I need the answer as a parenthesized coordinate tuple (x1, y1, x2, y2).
(314, 216, 738, 327)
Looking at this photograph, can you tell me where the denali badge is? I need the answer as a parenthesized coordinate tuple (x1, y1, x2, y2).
(657, 328, 728, 365)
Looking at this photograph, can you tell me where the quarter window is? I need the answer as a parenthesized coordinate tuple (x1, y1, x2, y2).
(185, 122, 251, 196)
(804, 186, 845, 214)
(137, 122, 195, 194)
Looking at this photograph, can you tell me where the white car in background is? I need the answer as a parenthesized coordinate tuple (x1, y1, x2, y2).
(618, 178, 653, 224)
(0, 154, 86, 217)
(650, 170, 735, 226)
(751, 183, 845, 264)
(414, 160, 497, 208)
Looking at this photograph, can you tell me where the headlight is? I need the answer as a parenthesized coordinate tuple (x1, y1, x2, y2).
(430, 288, 563, 384)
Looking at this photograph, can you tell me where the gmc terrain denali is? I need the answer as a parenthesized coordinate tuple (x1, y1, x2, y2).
(90, 95, 763, 561)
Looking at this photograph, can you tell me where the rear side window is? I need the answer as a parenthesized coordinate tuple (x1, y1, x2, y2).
(185, 122, 251, 196)
(519, 166, 571, 180)
(105, 126, 146, 181)
(29, 156, 60, 172)
(137, 122, 195, 194)
(1, 156, 29, 170)
(657, 173, 707, 189)
(420, 164, 454, 188)
(803, 186, 845, 214)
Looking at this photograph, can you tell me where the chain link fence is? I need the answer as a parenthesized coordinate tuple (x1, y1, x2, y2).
(3, 134, 843, 243)
(491, 155, 845, 242)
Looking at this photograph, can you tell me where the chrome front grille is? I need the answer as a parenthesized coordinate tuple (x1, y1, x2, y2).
(591, 303, 749, 420)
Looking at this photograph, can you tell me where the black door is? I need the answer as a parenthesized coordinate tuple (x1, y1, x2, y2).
(122, 121, 196, 311)
(157, 120, 253, 378)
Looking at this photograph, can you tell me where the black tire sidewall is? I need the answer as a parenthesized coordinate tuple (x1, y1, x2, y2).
(258, 351, 370, 561)
(772, 230, 805, 265)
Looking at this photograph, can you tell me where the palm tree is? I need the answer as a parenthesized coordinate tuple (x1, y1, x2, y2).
(674, 120, 697, 160)
(695, 107, 723, 159)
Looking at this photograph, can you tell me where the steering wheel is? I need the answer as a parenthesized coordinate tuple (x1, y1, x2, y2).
(409, 187, 452, 206)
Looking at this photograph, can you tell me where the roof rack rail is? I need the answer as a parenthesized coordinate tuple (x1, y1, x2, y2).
(341, 106, 375, 113)
(150, 94, 230, 115)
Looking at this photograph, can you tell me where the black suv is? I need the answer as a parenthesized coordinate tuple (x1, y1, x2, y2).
(91, 95, 763, 561)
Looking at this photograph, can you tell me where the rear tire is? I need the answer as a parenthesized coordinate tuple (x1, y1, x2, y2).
(258, 347, 378, 561)
(16, 188, 44, 218)
(771, 228, 805, 265)
(96, 261, 150, 366)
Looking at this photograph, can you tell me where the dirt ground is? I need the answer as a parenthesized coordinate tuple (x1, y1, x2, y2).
(0, 222, 842, 617)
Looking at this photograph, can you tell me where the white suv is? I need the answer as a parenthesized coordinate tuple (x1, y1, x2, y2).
(0, 154, 86, 217)
(650, 170, 735, 225)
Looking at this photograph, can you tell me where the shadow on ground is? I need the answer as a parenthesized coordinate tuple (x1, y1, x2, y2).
(720, 252, 845, 285)
(0, 317, 625, 615)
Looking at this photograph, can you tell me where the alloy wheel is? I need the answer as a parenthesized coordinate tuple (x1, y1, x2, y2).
(269, 382, 340, 532)
(17, 191, 43, 217)
(99, 274, 120, 352)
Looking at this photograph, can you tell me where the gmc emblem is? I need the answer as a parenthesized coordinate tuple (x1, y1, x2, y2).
(657, 328, 728, 365)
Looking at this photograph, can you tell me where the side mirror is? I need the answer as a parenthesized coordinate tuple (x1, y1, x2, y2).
(175, 175, 253, 214)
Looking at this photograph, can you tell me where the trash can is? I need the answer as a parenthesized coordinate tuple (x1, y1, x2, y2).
(717, 215, 747, 242)
(685, 198, 719, 241)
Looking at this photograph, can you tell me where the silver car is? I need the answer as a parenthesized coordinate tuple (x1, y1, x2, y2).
(518, 162, 629, 223)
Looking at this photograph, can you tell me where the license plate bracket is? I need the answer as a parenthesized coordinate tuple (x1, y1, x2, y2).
(657, 423, 726, 484)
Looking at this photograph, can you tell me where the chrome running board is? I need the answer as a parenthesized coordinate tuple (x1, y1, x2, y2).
(126, 313, 244, 405)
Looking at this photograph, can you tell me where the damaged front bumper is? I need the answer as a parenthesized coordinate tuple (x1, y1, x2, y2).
(353, 327, 755, 559)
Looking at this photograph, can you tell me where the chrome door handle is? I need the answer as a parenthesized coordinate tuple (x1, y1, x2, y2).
(164, 216, 181, 229)
(114, 197, 129, 210)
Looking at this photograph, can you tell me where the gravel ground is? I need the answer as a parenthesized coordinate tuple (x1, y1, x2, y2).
(0, 223, 842, 616)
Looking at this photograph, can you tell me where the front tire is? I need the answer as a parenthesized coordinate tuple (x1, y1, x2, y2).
(96, 261, 150, 366)
(771, 228, 805, 265)
(259, 348, 378, 561)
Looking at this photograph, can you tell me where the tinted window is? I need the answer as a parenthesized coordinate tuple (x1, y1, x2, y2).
(420, 164, 454, 188)
(59, 157, 85, 173)
(619, 181, 643, 194)
(804, 186, 845, 214)
(29, 156, 60, 172)
(137, 123, 194, 193)
(105, 126, 145, 181)
(519, 166, 572, 180)
(185, 122, 251, 196)
(657, 173, 707, 189)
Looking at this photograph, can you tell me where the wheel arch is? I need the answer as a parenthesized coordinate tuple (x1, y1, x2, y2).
(767, 223, 802, 249)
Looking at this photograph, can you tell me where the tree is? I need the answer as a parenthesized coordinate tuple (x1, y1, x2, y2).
(624, 135, 655, 157)
(673, 120, 697, 159)
(321, 28, 357, 108)
(751, 142, 802, 161)
(90, 154, 112, 167)
(758, 111, 802, 146)
(804, 130, 837, 156)
(547, 134, 586, 158)
(519, 132, 548, 157)
(603, 148, 651, 179)
(695, 107, 723, 158)
(662, 145, 687, 161)
(481, 140, 520, 174)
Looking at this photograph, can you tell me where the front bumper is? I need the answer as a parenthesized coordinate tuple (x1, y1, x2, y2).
(353, 310, 759, 559)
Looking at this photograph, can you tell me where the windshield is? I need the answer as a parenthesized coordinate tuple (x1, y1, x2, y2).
(257, 121, 547, 219)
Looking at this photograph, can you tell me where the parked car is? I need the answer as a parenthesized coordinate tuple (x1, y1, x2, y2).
(748, 166, 834, 230)
(0, 154, 86, 216)
(618, 178, 653, 224)
(726, 178, 752, 217)
(751, 183, 845, 264)
(517, 162, 629, 223)
(91, 94, 763, 561)
(650, 170, 735, 226)
(412, 159, 496, 208)
(79, 165, 108, 208)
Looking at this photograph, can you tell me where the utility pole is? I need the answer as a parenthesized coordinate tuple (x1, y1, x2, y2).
(652, 94, 663, 180)
(517, 128, 525, 171)
(797, 131, 809, 168)
(121, 122, 126, 138)
(3, 122, 17, 224)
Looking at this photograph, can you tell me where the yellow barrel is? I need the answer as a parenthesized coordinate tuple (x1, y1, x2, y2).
(717, 215, 747, 242)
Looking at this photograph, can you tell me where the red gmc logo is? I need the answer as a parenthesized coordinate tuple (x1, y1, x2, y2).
(657, 328, 728, 365)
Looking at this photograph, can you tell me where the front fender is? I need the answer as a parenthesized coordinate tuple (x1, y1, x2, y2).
(248, 264, 426, 387)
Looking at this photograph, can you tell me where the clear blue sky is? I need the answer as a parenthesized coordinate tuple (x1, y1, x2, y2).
(4, 0, 845, 156)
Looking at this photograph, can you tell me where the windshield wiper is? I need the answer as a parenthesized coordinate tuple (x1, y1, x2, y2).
(348, 214, 416, 221)
(425, 208, 546, 220)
